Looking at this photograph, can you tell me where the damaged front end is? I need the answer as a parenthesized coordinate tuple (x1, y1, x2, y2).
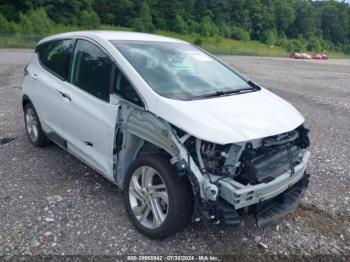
(172, 124, 311, 226)
(115, 105, 310, 227)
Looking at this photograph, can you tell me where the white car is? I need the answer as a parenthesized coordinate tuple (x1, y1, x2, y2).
(22, 31, 310, 238)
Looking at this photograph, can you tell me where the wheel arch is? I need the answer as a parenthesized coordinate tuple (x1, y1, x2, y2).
(114, 107, 183, 188)
(136, 141, 173, 159)
(22, 95, 33, 110)
(115, 131, 178, 189)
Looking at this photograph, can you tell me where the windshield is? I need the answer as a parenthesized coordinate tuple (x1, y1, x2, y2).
(111, 41, 253, 100)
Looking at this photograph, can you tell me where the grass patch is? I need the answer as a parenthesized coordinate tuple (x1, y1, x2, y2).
(0, 33, 40, 48)
(0, 27, 349, 58)
(157, 31, 289, 57)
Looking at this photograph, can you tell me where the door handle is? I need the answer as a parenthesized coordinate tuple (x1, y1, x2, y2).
(56, 89, 71, 102)
(31, 73, 39, 79)
(84, 141, 93, 147)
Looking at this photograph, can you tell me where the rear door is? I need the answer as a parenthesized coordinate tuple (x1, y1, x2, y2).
(28, 39, 73, 135)
(62, 39, 120, 179)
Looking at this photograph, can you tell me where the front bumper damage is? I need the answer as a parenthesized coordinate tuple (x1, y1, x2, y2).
(117, 108, 310, 227)
(255, 172, 309, 226)
(196, 151, 310, 226)
(219, 150, 309, 209)
(144, 120, 311, 227)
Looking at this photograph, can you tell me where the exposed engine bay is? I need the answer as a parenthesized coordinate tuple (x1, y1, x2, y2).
(113, 103, 310, 227)
(173, 124, 310, 225)
(177, 125, 309, 187)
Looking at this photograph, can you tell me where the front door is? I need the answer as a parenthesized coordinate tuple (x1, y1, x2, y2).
(63, 39, 120, 179)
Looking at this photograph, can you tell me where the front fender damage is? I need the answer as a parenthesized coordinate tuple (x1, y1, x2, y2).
(114, 104, 218, 203)
(126, 110, 219, 201)
(115, 102, 310, 227)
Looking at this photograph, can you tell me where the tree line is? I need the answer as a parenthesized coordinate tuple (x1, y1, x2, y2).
(0, 0, 349, 53)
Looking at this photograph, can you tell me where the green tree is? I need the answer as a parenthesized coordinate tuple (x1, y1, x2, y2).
(133, 1, 155, 33)
(248, 0, 275, 41)
(231, 26, 250, 41)
(264, 29, 278, 45)
(321, 2, 348, 44)
(0, 0, 350, 54)
(187, 19, 199, 33)
(307, 36, 322, 52)
(42, 0, 93, 25)
(220, 23, 232, 39)
(19, 8, 51, 35)
(92, 0, 135, 26)
(286, 39, 306, 52)
(0, 14, 12, 33)
(290, 1, 318, 39)
(199, 15, 214, 37)
(173, 14, 187, 34)
(79, 10, 100, 29)
(229, 0, 250, 29)
(0, 0, 28, 21)
(273, 0, 295, 35)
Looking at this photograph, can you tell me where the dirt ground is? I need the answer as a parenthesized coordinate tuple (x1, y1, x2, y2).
(0, 49, 349, 259)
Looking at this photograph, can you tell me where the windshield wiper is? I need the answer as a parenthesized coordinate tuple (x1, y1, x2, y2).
(190, 87, 256, 99)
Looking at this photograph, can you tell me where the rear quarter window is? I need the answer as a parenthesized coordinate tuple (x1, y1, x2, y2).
(37, 39, 71, 79)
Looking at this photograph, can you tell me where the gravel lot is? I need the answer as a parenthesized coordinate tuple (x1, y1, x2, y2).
(0, 49, 349, 259)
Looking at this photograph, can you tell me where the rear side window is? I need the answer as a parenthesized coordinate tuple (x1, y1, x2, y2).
(70, 39, 112, 102)
(37, 39, 71, 79)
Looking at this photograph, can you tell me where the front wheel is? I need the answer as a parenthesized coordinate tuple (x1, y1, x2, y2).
(123, 154, 193, 239)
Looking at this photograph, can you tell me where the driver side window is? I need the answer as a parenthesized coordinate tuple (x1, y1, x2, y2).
(70, 39, 112, 102)
(115, 69, 144, 107)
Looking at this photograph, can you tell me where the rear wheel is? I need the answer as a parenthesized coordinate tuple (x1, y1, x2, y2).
(123, 154, 193, 239)
(24, 103, 49, 147)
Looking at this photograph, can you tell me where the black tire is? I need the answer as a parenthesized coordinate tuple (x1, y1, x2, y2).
(123, 154, 194, 239)
(24, 103, 49, 147)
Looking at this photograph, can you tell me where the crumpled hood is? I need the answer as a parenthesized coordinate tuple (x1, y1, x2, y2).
(154, 88, 305, 144)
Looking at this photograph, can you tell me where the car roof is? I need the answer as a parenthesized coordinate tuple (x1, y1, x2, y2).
(38, 30, 187, 45)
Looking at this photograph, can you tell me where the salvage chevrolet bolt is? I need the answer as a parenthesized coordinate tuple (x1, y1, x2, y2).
(22, 31, 310, 239)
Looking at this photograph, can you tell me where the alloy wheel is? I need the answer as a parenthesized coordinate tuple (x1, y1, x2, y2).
(129, 166, 169, 229)
(25, 108, 39, 142)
